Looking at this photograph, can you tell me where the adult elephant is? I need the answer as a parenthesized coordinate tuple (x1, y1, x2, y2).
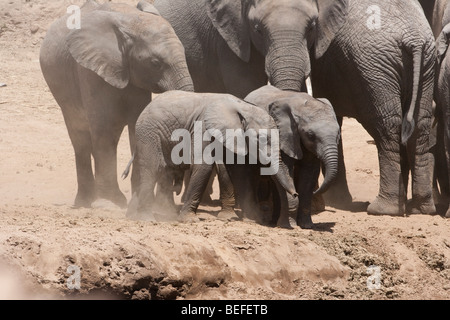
(40, 0, 194, 208)
(152, 0, 348, 98)
(126, 91, 298, 222)
(244, 85, 341, 229)
(417, 0, 450, 214)
(304, 0, 436, 215)
(433, 0, 450, 218)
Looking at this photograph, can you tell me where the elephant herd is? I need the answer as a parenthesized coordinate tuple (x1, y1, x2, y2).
(39, 0, 450, 230)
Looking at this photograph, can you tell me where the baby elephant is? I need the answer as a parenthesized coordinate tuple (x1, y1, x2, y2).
(245, 85, 341, 228)
(126, 91, 298, 222)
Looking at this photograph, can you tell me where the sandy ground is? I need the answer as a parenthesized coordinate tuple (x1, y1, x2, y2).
(0, 0, 449, 300)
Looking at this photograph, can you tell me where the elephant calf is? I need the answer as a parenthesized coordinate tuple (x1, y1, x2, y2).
(40, 0, 193, 209)
(126, 91, 298, 222)
(244, 85, 341, 229)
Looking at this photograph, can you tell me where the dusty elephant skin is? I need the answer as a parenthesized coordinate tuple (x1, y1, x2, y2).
(1, 0, 450, 301)
(310, 0, 437, 216)
(127, 91, 298, 222)
(417, 0, 450, 218)
(434, 5, 450, 218)
(152, 0, 347, 98)
(244, 85, 341, 229)
(39, 0, 194, 209)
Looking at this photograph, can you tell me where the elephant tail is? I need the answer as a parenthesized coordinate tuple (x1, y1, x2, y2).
(122, 154, 135, 180)
(401, 44, 424, 146)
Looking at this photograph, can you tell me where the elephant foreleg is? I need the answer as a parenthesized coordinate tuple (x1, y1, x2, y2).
(296, 155, 320, 229)
(407, 108, 436, 214)
(273, 179, 298, 229)
(60, 105, 96, 208)
(71, 127, 96, 208)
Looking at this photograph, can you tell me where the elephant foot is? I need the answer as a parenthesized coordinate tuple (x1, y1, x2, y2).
(276, 214, 295, 229)
(97, 189, 128, 209)
(126, 194, 156, 222)
(297, 214, 314, 229)
(407, 198, 436, 215)
(217, 209, 240, 221)
(74, 189, 97, 208)
(73, 197, 93, 209)
(367, 196, 405, 216)
(178, 211, 200, 223)
(153, 201, 178, 216)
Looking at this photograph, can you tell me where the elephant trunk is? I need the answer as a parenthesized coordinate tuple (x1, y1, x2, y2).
(314, 145, 339, 195)
(266, 31, 310, 92)
(164, 59, 194, 92)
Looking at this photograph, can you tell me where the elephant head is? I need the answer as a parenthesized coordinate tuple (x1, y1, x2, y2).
(245, 85, 340, 194)
(269, 96, 340, 194)
(66, 5, 194, 93)
(206, 0, 348, 91)
(203, 97, 298, 197)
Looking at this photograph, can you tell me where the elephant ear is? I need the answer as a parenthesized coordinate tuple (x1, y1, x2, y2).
(137, 0, 161, 16)
(66, 11, 130, 89)
(203, 98, 248, 157)
(437, 24, 450, 62)
(315, 0, 348, 59)
(206, 0, 251, 62)
(268, 100, 303, 160)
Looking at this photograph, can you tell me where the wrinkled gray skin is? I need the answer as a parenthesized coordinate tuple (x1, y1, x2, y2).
(40, 0, 194, 208)
(434, 4, 450, 218)
(127, 91, 298, 222)
(152, 0, 347, 98)
(417, 0, 450, 218)
(149, 0, 347, 210)
(308, 0, 436, 215)
(244, 85, 340, 228)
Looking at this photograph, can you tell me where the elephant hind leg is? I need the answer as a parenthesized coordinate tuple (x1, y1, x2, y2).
(362, 110, 407, 216)
(406, 121, 436, 215)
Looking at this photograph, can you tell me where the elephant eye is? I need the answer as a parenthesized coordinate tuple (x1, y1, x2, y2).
(254, 23, 262, 34)
(151, 58, 163, 70)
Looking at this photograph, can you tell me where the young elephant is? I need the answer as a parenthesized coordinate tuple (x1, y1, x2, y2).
(245, 85, 341, 228)
(40, 0, 194, 208)
(127, 91, 298, 222)
(435, 23, 450, 218)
